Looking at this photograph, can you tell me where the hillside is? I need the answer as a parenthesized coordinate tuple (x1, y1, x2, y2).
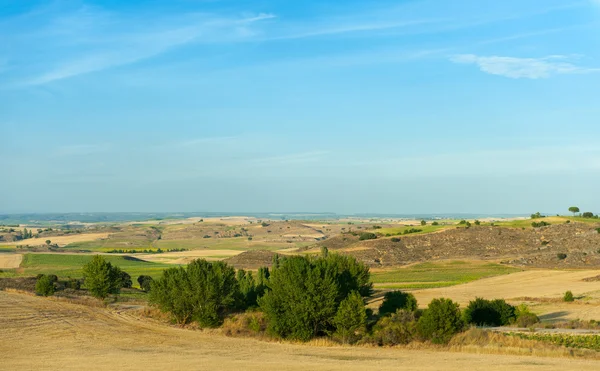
(311, 222, 600, 268)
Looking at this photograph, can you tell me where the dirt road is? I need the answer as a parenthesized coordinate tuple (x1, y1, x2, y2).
(1, 291, 599, 370)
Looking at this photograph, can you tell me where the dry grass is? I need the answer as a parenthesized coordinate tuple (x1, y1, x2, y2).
(3, 291, 600, 370)
(0, 232, 110, 247)
(0, 253, 22, 268)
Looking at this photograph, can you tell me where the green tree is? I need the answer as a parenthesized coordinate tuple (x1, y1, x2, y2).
(420, 220, 427, 226)
(149, 259, 239, 327)
(237, 269, 258, 309)
(118, 269, 132, 288)
(45, 240, 51, 245)
(137, 275, 153, 292)
(82, 255, 123, 299)
(378, 291, 418, 316)
(333, 291, 366, 344)
(35, 275, 55, 296)
(359, 232, 377, 241)
(463, 298, 515, 326)
(568, 206, 580, 216)
(417, 298, 464, 344)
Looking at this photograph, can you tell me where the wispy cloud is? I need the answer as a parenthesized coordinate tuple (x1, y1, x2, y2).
(450, 54, 600, 79)
(4, 4, 275, 86)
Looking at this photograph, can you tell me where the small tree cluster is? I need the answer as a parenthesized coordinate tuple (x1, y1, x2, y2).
(137, 275, 153, 291)
(35, 274, 56, 296)
(82, 255, 125, 299)
(149, 259, 238, 327)
(359, 232, 377, 241)
(416, 298, 464, 344)
(378, 291, 418, 316)
(463, 298, 516, 326)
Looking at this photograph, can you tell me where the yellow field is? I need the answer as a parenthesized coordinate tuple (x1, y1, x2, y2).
(1, 291, 599, 371)
(0, 232, 110, 247)
(411, 270, 600, 320)
(0, 254, 22, 269)
(138, 249, 243, 264)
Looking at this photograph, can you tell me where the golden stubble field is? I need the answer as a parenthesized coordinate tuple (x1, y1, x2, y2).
(1, 291, 600, 371)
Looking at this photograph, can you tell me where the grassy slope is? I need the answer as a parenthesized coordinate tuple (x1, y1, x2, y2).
(370, 260, 522, 289)
(14, 254, 172, 279)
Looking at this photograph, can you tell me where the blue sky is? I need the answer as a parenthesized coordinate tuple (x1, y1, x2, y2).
(1, 0, 600, 214)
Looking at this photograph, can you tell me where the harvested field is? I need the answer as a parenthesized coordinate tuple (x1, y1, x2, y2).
(411, 270, 600, 320)
(1, 291, 599, 371)
(0, 253, 22, 269)
(0, 232, 110, 247)
(139, 249, 243, 264)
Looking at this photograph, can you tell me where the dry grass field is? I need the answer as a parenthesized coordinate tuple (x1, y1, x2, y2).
(0, 232, 110, 247)
(0, 253, 22, 269)
(2, 290, 599, 371)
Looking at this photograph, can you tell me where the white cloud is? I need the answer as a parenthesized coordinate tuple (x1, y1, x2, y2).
(450, 54, 600, 79)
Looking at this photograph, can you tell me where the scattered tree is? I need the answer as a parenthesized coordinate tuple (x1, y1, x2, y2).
(568, 206, 580, 216)
(35, 275, 55, 296)
(333, 291, 367, 344)
(420, 220, 427, 226)
(379, 291, 418, 316)
(137, 275, 153, 292)
(416, 298, 464, 344)
(82, 255, 124, 299)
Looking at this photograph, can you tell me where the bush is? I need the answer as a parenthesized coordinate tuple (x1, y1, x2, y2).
(582, 212, 595, 218)
(333, 291, 367, 344)
(390, 237, 401, 243)
(119, 270, 132, 288)
(137, 275, 153, 292)
(432, 221, 439, 226)
(365, 310, 417, 346)
(532, 221, 551, 228)
(259, 254, 372, 341)
(420, 220, 427, 226)
(359, 232, 377, 241)
(564, 290, 574, 302)
(379, 291, 418, 316)
(416, 298, 464, 344)
(515, 304, 539, 327)
(35, 275, 55, 296)
(65, 278, 81, 290)
(82, 255, 123, 299)
(557, 253, 567, 260)
(463, 298, 515, 326)
(150, 259, 238, 327)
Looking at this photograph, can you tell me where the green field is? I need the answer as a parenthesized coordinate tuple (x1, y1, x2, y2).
(3, 254, 173, 279)
(370, 261, 521, 289)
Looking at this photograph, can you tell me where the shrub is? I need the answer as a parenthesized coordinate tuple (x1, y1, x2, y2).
(379, 291, 418, 316)
(420, 220, 427, 226)
(596, 228, 600, 234)
(119, 270, 132, 288)
(515, 304, 539, 327)
(459, 220, 467, 225)
(259, 254, 371, 341)
(582, 212, 595, 218)
(82, 255, 123, 299)
(532, 221, 551, 228)
(416, 298, 464, 344)
(463, 298, 515, 326)
(432, 221, 439, 226)
(474, 220, 481, 226)
(390, 237, 401, 243)
(137, 275, 153, 292)
(35, 275, 55, 296)
(65, 278, 81, 290)
(365, 310, 417, 346)
(557, 253, 567, 260)
(564, 291, 574, 302)
(359, 232, 377, 241)
(150, 259, 239, 327)
(333, 291, 367, 344)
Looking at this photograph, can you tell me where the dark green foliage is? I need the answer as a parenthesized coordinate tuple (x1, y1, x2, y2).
(65, 278, 81, 290)
(582, 212, 595, 218)
(564, 290, 574, 302)
(557, 253, 567, 260)
(516, 313, 540, 327)
(35, 275, 55, 296)
(82, 255, 123, 299)
(530, 212, 545, 219)
(569, 206, 580, 215)
(359, 232, 377, 241)
(432, 221, 439, 226)
(333, 291, 367, 344)
(137, 275, 153, 291)
(378, 291, 418, 316)
(237, 269, 259, 309)
(149, 259, 239, 327)
(366, 310, 417, 346)
(119, 270, 132, 288)
(420, 220, 427, 226)
(402, 228, 422, 235)
(458, 220, 467, 225)
(596, 228, 600, 234)
(416, 298, 464, 344)
(390, 237, 401, 243)
(474, 220, 481, 226)
(463, 298, 515, 326)
(259, 254, 372, 341)
(532, 221, 551, 228)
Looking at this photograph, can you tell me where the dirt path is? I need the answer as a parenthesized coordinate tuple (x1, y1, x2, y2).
(1, 291, 599, 371)
(0, 254, 22, 268)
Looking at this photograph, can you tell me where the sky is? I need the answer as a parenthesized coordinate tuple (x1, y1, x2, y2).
(1, 0, 600, 215)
